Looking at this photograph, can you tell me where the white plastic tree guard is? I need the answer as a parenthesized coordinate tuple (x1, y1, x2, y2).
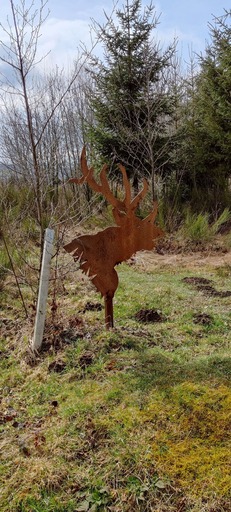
(31, 228, 54, 351)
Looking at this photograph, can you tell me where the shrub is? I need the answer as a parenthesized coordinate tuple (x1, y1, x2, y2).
(181, 208, 231, 244)
(183, 210, 211, 243)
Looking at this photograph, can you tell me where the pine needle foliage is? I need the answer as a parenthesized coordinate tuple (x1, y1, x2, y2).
(87, 0, 176, 189)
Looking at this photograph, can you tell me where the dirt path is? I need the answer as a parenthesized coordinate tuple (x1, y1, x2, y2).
(132, 249, 231, 271)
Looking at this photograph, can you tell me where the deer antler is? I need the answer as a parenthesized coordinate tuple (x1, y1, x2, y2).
(69, 147, 124, 211)
(143, 201, 158, 223)
(70, 147, 149, 215)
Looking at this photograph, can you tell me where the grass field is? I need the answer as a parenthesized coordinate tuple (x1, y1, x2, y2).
(0, 251, 231, 511)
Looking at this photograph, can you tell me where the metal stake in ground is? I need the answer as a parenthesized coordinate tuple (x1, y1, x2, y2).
(105, 293, 114, 329)
(31, 228, 54, 351)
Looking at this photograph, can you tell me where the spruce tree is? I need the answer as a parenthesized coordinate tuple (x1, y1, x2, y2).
(88, 0, 175, 194)
(182, 10, 231, 213)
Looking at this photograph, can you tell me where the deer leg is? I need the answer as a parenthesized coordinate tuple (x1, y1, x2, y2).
(104, 293, 114, 329)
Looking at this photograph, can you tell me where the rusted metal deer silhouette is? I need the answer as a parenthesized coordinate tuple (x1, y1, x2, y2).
(64, 148, 164, 328)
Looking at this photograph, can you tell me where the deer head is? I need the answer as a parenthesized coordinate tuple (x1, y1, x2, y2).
(64, 147, 164, 327)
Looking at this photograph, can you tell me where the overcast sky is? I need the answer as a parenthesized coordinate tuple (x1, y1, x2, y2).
(0, 0, 230, 72)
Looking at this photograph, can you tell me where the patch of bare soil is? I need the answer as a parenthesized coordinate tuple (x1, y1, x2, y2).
(135, 308, 165, 323)
(48, 359, 67, 373)
(42, 317, 85, 351)
(0, 317, 22, 339)
(182, 276, 231, 297)
(198, 286, 231, 297)
(131, 247, 231, 271)
(47, 350, 95, 377)
(78, 351, 95, 368)
(193, 313, 213, 326)
(82, 301, 103, 312)
(155, 234, 229, 255)
(182, 277, 213, 286)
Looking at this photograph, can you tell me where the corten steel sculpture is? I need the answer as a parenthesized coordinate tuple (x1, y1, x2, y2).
(64, 148, 164, 328)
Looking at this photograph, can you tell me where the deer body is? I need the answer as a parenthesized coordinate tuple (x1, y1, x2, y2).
(64, 148, 164, 326)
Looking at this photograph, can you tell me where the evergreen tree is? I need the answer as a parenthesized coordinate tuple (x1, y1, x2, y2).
(181, 10, 231, 213)
(87, 0, 175, 195)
